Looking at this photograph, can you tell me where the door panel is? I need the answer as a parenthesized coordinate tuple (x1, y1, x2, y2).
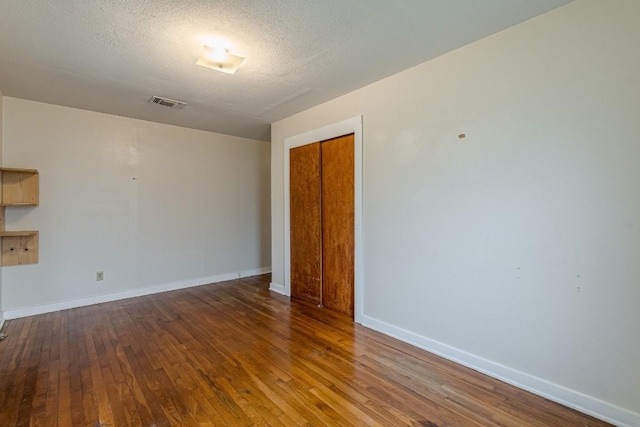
(289, 142, 322, 305)
(321, 134, 355, 317)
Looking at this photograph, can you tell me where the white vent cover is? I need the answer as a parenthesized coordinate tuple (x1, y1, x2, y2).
(148, 96, 187, 110)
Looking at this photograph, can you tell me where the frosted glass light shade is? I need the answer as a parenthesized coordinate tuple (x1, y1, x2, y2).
(196, 46, 245, 74)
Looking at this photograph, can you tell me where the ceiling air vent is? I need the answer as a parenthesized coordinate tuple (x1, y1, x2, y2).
(148, 96, 187, 110)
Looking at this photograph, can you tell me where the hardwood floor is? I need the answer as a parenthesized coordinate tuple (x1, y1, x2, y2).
(0, 274, 609, 426)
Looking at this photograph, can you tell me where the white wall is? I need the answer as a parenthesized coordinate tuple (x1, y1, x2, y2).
(2, 97, 270, 314)
(0, 92, 4, 328)
(271, 0, 640, 424)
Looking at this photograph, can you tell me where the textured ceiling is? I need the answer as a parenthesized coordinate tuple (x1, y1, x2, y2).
(0, 0, 573, 141)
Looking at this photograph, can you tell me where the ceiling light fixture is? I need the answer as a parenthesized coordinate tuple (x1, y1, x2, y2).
(196, 45, 245, 74)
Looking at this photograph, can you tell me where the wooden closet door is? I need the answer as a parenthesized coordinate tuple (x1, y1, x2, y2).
(321, 134, 355, 317)
(289, 142, 322, 305)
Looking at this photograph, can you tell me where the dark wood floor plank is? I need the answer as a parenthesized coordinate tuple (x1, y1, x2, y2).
(0, 274, 611, 427)
(20, 315, 53, 427)
(65, 310, 85, 427)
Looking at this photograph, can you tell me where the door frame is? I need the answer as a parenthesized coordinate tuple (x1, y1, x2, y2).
(283, 116, 364, 323)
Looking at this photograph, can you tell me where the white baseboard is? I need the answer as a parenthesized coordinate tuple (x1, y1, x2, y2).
(361, 315, 639, 427)
(4, 267, 272, 320)
(0, 311, 5, 332)
(269, 282, 287, 295)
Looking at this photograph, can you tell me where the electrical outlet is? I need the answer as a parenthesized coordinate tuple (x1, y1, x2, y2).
(96, 271, 104, 281)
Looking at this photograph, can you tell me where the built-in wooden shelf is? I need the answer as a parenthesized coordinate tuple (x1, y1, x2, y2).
(0, 231, 38, 237)
(1, 231, 39, 266)
(0, 168, 38, 173)
(0, 167, 39, 266)
(0, 168, 39, 206)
